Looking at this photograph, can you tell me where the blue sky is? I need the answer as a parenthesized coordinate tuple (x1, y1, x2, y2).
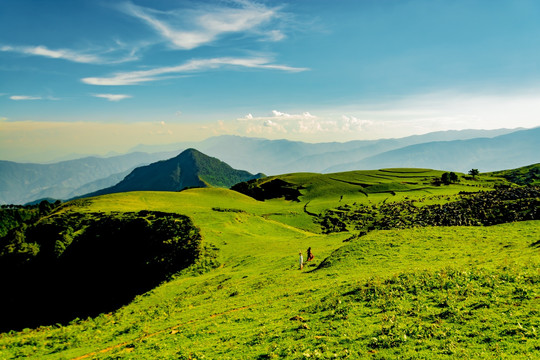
(1, 0, 540, 161)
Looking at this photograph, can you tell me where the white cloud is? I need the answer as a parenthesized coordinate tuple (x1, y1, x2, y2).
(340, 115, 373, 131)
(120, 0, 284, 50)
(92, 94, 132, 101)
(271, 110, 287, 117)
(264, 30, 286, 42)
(82, 57, 308, 85)
(237, 110, 324, 135)
(151, 120, 173, 136)
(0, 44, 139, 64)
(234, 109, 378, 137)
(10, 95, 42, 100)
(262, 119, 285, 132)
(239, 110, 317, 121)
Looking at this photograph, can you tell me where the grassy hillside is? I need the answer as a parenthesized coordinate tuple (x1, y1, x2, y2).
(0, 168, 538, 359)
(233, 168, 504, 214)
(488, 163, 540, 186)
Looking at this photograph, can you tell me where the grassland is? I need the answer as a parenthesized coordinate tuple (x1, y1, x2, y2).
(0, 169, 538, 359)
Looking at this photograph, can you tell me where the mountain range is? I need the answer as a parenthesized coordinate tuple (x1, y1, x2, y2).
(0, 151, 179, 205)
(130, 128, 522, 175)
(326, 127, 540, 173)
(1, 127, 538, 205)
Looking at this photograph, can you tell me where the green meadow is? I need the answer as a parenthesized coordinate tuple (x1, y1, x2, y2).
(0, 169, 539, 359)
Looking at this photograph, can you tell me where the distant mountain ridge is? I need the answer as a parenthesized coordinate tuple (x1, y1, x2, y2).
(129, 128, 522, 174)
(325, 127, 540, 173)
(1, 127, 537, 205)
(83, 148, 264, 198)
(0, 151, 177, 205)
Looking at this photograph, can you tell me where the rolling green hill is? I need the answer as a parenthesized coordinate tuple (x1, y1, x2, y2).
(488, 163, 540, 186)
(83, 148, 264, 198)
(233, 168, 505, 214)
(0, 167, 538, 359)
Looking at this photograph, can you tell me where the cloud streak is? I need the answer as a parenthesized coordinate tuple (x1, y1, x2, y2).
(93, 94, 132, 101)
(10, 95, 42, 100)
(120, 0, 283, 50)
(82, 57, 308, 85)
(0, 44, 138, 64)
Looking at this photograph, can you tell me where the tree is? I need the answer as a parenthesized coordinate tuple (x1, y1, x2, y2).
(38, 200, 52, 215)
(468, 169, 479, 179)
(441, 172, 458, 185)
(441, 172, 451, 185)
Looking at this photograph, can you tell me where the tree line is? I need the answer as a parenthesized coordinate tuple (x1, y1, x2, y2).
(319, 186, 540, 233)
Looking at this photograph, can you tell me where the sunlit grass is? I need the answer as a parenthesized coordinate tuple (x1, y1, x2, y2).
(0, 170, 536, 359)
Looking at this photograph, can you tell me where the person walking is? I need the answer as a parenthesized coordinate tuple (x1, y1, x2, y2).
(299, 252, 303, 270)
(307, 247, 314, 262)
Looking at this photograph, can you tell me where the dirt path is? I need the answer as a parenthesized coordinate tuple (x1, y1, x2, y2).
(71, 304, 254, 360)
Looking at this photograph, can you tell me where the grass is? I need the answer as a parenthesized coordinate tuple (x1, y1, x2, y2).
(0, 169, 538, 359)
(268, 170, 500, 213)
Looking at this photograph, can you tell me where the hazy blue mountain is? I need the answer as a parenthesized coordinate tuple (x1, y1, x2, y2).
(195, 135, 366, 174)
(66, 170, 133, 199)
(128, 141, 198, 154)
(0, 127, 526, 204)
(191, 129, 521, 174)
(324, 127, 540, 173)
(83, 148, 264, 198)
(0, 152, 177, 205)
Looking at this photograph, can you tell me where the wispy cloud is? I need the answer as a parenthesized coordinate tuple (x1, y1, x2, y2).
(119, 0, 284, 50)
(82, 57, 308, 85)
(0, 44, 139, 64)
(92, 94, 132, 101)
(263, 30, 286, 42)
(1, 45, 100, 63)
(10, 95, 42, 100)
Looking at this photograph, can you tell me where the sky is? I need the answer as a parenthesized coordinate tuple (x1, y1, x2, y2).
(1, 0, 540, 162)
